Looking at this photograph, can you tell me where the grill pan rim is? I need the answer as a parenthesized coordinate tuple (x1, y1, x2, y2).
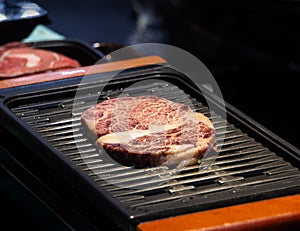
(26, 39, 105, 66)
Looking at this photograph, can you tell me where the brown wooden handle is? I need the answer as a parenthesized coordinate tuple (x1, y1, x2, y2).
(138, 194, 300, 231)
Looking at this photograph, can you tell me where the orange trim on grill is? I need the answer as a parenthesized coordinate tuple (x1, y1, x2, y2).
(0, 56, 166, 89)
(137, 194, 300, 231)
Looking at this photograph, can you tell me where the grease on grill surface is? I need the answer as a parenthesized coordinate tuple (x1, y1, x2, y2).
(10, 80, 300, 219)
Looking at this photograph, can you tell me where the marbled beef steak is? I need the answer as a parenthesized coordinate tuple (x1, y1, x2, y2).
(0, 42, 80, 78)
(81, 96, 216, 168)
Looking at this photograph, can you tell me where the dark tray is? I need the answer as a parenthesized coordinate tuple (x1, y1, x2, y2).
(27, 39, 105, 66)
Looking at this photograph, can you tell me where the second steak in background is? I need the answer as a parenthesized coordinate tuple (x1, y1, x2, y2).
(0, 42, 80, 78)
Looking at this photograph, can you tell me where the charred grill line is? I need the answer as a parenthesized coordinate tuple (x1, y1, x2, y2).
(32, 117, 81, 128)
(40, 128, 81, 138)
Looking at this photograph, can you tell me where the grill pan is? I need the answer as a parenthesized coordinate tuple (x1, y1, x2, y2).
(27, 39, 104, 67)
(0, 60, 300, 230)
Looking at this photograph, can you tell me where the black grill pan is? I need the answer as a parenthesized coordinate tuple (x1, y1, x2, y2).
(27, 39, 105, 66)
(0, 64, 300, 230)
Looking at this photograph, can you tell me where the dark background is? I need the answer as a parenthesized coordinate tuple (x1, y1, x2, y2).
(32, 0, 299, 150)
(1, 0, 300, 230)
(33, 0, 136, 45)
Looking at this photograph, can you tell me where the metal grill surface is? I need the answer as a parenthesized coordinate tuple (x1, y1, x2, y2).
(9, 78, 300, 221)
